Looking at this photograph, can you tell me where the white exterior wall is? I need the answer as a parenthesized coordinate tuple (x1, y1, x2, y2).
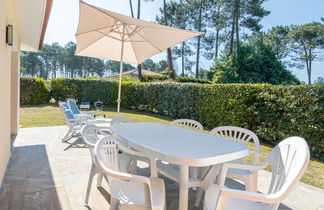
(0, 0, 21, 185)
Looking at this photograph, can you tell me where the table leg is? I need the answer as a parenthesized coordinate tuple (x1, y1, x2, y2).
(179, 165, 189, 210)
(150, 158, 158, 177)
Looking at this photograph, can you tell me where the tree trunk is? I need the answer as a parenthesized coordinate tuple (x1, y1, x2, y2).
(137, 0, 140, 18)
(308, 49, 312, 85)
(136, 0, 143, 81)
(182, 42, 185, 76)
(129, 0, 134, 18)
(235, 0, 240, 44)
(167, 48, 175, 79)
(215, 28, 219, 59)
(229, 9, 235, 54)
(302, 43, 310, 85)
(163, 0, 175, 79)
(195, 3, 203, 78)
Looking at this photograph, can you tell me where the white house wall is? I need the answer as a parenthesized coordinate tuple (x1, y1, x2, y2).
(0, 0, 21, 186)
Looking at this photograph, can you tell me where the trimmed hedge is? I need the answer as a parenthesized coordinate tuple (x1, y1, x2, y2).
(176, 76, 212, 84)
(143, 75, 168, 82)
(50, 78, 118, 104)
(42, 78, 324, 159)
(20, 77, 49, 105)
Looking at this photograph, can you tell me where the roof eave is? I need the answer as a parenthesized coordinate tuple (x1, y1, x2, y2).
(38, 0, 53, 50)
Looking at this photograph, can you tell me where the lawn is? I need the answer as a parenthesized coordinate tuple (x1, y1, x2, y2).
(20, 104, 324, 189)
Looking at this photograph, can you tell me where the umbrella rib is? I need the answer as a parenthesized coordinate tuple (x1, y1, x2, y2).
(124, 25, 143, 41)
(76, 26, 114, 36)
(125, 26, 140, 64)
(76, 27, 122, 55)
(76, 20, 122, 54)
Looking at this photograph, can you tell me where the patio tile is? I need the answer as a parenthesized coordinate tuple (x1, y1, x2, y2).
(24, 187, 72, 210)
(0, 183, 25, 210)
(25, 173, 62, 194)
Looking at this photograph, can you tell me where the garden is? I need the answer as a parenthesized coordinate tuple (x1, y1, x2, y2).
(20, 77, 324, 189)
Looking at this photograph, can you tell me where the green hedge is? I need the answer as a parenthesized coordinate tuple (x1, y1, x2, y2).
(50, 78, 118, 104)
(176, 76, 212, 84)
(143, 75, 168, 82)
(46, 78, 324, 159)
(20, 77, 49, 105)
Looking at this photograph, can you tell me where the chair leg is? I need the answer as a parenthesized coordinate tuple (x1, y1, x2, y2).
(194, 188, 204, 207)
(129, 159, 137, 174)
(191, 167, 198, 190)
(245, 175, 258, 192)
(85, 164, 97, 204)
(110, 197, 119, 210)
(62, 127, 73, 142)
(97, 173, 103, 187)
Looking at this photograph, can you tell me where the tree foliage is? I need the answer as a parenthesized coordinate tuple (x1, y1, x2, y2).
(288, 22, 324, 84)
(21, 42, 168, 79)
(212, 41, 300, 84)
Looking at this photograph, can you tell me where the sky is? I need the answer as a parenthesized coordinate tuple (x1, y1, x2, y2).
(44, 0, 324, 82)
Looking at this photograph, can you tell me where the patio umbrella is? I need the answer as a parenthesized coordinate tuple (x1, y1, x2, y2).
(75, 0, 203, 112)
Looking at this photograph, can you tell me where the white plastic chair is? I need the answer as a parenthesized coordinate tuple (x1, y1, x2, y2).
(193, 126, 261, 206)
(81, 124, 107, 204)
(209, 126, 260, 192)
(110, 116, 148, 174)
(94, 135, 166, 210)
(170, 119, 204, 132)
(157, 119, 204, 192)
(204, 136, 310, 210)
(110, 116, 132, 126)
(81, 124, 134, 204)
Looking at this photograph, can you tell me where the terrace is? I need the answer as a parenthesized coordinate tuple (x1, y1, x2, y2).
(0, 105, 323, 209)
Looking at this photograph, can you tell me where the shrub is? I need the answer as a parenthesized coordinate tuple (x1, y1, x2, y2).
(46, 78, 324, 159)
(143, 75, 168, 82)
(20, 77, 49, 104)
(252, 85, 324, 160)
(50, 78, 118, 104)
(176, 77, 212, 84)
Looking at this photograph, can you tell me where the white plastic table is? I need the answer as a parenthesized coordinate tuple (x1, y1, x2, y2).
(111, 122, 249, 210)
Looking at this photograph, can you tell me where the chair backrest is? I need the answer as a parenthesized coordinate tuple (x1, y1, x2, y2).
(81, 124, 104, 148)
(59, 102, 76, 125)
(170, 119, 203, 132)
(94, 135, 123, 175)
(59, 101, 69, 110)
(265, 136, 309, 200)
(95, 136, 157, 208)
(210, 126, 260, 163)
(67, 99, 81, 114)
(110, 116, 132, 126)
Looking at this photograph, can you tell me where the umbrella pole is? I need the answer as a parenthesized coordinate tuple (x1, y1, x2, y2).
(117, 24, 126, 113)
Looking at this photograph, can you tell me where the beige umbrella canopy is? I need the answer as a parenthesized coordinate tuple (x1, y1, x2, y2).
(75, 0, 203, 112)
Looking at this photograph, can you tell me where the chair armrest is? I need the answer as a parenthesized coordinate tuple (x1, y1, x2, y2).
(95, 154, 151, 184)
(74, 113, 92, 119)
(118, 141, 151, 159)
(67, 118, 86, 123)
(218, 162, 267, 185)
(81, 111, 96, 115)
(218, 187, 276, 205)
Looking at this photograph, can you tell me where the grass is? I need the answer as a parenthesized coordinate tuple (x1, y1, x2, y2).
(20, 104, 324, 189)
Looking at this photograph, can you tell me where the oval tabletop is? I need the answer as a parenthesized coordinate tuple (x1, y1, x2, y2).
(111, 122, 249, 167)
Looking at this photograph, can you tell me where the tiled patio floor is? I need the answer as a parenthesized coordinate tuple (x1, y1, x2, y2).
(0, 126, 323, 210)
